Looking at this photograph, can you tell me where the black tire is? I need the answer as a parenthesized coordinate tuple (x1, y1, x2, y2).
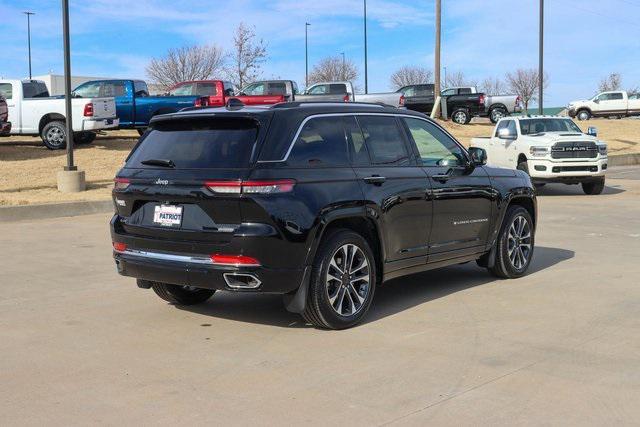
(75, 132, 97, 145)
(582, 177, 605, 195)
(488, 205, 535, 279)
(489, 107, 508, 124)
(41, 120, 67, 150)
(151, 282, 215, 305)
(577, 110, 591, 121)
(451, 108, 470, 125)
(302, 229, 377, 330)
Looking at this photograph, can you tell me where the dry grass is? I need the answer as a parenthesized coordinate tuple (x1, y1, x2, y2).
(1, 119, 639, 206)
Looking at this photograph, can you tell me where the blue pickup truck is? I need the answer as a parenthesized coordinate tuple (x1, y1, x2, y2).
(72, 79, 202, 134)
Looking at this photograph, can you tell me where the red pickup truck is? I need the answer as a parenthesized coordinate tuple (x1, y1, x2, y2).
(167, 80, 285, 107)
(0, 95, 11, 136)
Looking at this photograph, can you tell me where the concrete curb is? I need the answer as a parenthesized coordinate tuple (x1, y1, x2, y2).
(0, 200, 113, 222)
(609, 153, 640, 167)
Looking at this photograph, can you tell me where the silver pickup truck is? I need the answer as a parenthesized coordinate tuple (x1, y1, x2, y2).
(446, 86, 522, 123)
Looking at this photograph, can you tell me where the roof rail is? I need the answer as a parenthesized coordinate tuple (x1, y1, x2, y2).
(271, 101, 387, 109)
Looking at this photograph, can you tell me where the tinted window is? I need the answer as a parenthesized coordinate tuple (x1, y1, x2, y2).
(459, 88, 472, 94)
(127, 118, 258, 169)
(22, 82, 49, 98)
(0, 83, 12, 99)
(358, 116, 410, 166)
(102, 81, 127, 97)
(329, 84, 347, 94)
(197, 83, 217, 96)
(609, 92, 623, 100)
(269, 83, 287, 95)
(344, 116, 369, 166)
(134, 81, 148, 96)
(403, 118, 466, 167)
(287, 117, 349, 167)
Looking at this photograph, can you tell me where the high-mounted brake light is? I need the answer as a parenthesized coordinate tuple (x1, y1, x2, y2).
(112, 242, 127, 253)
(113, 177, 130, 190)
(205, 179, 295, 194)
(83, 102, 94, 117)
(210, 254, 261, 267)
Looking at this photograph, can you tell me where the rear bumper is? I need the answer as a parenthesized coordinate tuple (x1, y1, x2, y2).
(528, 157, 607, 183)
(0, 121, 11, 136)
(82, 117, 120, 131)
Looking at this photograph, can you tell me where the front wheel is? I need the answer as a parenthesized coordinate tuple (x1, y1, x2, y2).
(151, 283, 215, 305)
(302, 230, 377, 330)
(577, 110, 591, 121)
(490, 107, 508, 124)
(582, 178, 605, 195)
(488, 205, 535, 279)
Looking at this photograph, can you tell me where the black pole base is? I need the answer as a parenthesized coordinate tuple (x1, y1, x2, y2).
(64, 165, 78, 172)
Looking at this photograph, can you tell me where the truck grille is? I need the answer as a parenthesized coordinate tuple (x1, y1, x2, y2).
(551, 141, 598, 159)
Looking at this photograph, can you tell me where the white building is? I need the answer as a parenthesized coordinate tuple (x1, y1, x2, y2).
(31, 73, 117, 95)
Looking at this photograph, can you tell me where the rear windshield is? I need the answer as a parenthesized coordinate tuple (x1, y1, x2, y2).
(126, 118, 258, 169)
(22, 82, 49, 98)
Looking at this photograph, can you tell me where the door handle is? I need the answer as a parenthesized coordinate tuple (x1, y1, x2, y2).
(432, 173, 451, 182)
(363, 175, 386, 185)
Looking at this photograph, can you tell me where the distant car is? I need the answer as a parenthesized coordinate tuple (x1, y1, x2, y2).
(72, 79, 204, 135)
(110, 102, 537, 329)
(0, 95, 11, 136)
(403, 86, 487, 124)
(0, 79, 118, 149)
(167, 80, 286, 107)
(470, 116, 608, 194)
(567, 90, 640, 120)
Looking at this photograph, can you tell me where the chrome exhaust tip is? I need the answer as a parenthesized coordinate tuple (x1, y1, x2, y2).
(223, 273, 262, 289)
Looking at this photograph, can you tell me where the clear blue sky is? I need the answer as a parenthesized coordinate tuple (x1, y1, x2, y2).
(2, 0, 638, 106)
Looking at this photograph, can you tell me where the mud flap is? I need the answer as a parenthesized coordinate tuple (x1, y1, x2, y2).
(283, 266, 312, 314)
(476, 240, 497, 268)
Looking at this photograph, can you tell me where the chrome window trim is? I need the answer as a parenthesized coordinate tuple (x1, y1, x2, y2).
(257, 112, 468, 164)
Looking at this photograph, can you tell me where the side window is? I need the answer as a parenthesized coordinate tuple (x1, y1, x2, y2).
(243, 83, 265, 95)
(269, 82, 287, 95)
(134, 81, 149, 96)
(610, 92, 623, 100)
(197, 83, 217, 96)
(629, 93, 639, 100)
(344, 116, 370, 166)
(308, 85, 327, 95)
(358, 115, 410, 166)
(441, 88, 456, 96)
(329, 84, 347, 94)
(403, 117, 467, 167)
(506, 120, 517, 135)
(0, 83, 12, 99)
(169, 83, 194, 96)
(494, 119, 509, 137)
(223, 81, 236, 96)
(102, 81, 127, 97)
(73, 82, 101, 98)
(287, 116, 349, 167)
(459, 87, 472, 94)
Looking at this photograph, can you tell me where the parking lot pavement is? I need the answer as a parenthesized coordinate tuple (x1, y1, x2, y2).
(1, 168, 639, 426)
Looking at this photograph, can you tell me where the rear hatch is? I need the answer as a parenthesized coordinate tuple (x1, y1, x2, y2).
(113, 114, 271, 243)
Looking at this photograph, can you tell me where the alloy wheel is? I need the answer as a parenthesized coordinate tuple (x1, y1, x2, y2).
(491, 109, 505, 122)
(325, 244, 371, 316)
(507, 215, 532, 270)
(453, 111, 467, 124)
(47, 127, 65, 147)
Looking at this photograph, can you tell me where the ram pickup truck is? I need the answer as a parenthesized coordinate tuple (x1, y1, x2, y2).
(0, 79, 118, 149)
(444, 87, 522, 123)
(0, 95, 10, 136)
(567, 90, 640, 120)
(167, 80, 285, 107)
(470, 116, 607, 194)
(403, 86, 487, 124)
(72, 79, 203, 134)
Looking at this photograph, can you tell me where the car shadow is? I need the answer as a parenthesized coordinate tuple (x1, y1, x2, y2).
(0, 136, 136, 161)
(536, 184, 625, 196)
(175, 246, 574, 329)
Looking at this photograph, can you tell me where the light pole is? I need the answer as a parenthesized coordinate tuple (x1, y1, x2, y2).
(23, 11, 35, 79)
(341, 52, 345, 80)
(363, 0, 368, 94)
(305, 22, 311, 88)
(434, 0, 441, 104)
(538, 0, 544, 114)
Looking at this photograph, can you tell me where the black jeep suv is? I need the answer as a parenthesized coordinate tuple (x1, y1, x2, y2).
(111, 102, 537, 329)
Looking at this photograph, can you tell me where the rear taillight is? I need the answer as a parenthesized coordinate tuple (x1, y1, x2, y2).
(83, 102, 94, 117)
(112, 242, 127, 253)
(205, 179, 295, 194)
(399, 95, 405, 106)
(113, 177, 130, 190)
(479, 94, 485, 105)
(211, 254, 261, 267)
(343, 94, 350, 102)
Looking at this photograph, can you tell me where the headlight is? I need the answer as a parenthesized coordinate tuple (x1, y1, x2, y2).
(529, 146, 550, 157)
(598, 144, 607, 156)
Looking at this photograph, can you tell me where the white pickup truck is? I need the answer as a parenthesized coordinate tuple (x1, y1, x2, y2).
(568, 90, 640, 120)
(471, 116, 608, 195)
(0, 79, 119, 149)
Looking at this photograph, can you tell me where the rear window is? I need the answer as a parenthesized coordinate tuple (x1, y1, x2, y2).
(22, 82, 49, 98)
(127, 118, 258, 169)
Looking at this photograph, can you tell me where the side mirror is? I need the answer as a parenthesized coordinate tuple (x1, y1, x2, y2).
(468, 147, 487, 166)
(498, 128, 516, 140)
(587, 126, 598, 137)
(594, 98, 600, 104)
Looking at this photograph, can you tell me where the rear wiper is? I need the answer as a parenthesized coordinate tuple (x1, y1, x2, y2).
(141, 158, 175, 168)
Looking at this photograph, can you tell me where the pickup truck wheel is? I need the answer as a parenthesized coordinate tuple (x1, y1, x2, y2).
(582, 178, 605, 195)
(151, 282, 215, 305)
(490, 107, 508, 124)
(577, 110, 591, 121)
(452, 109, 470, 125)
(302, 229, 376, 330)
(41, 121, 67, 150)
(75, 132, 96, 145)
(489, 205, 535, 279)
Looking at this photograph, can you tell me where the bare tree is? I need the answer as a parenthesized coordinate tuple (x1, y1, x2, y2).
(506, 68, 548, 113)
(307, 56, 359, 85)
(390, 66, 433, 89)
(444, 70, 469, 88)
(479, 76, 505, 95)
(146, 45, 225, 90)
(598, 73, 622, 92)
(227, 22, 268, 89)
